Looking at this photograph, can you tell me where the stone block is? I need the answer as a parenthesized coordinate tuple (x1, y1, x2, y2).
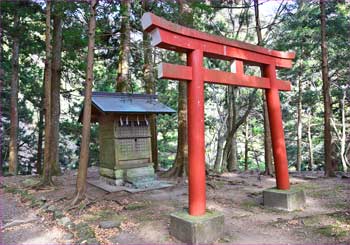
(125, 166, 155, 182)
(99, 167, 123, 179)
(170, 209, 224, 244)
(263, 187, 306, 211)
(99, 166, 156, 187)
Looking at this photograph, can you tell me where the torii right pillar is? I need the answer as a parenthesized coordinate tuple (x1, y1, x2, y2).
(263, 64, 306, 211)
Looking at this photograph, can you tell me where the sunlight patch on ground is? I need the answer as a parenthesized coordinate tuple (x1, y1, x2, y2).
(21, 227, 64, 244)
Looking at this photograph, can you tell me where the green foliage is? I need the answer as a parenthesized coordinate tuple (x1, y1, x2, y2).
(1, 1, 349, 175)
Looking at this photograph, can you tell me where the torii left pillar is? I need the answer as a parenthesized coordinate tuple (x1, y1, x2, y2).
(169, 49, 225, 243)
(187, 49, 206, 216)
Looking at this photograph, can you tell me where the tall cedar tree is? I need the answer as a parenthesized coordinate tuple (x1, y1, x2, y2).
(116, 0, 130, 92)
(0, 5, 3, 173)
(36, 93, 44, 174)
(142, 1, 159, 171)
(244, 116, 249, 171)
(320, 0, 335, 177)
(296, 1, 305, 172)
(163, 0, 192, 177)
(8, 7, 20, 175)
(42, 0, 53, 185)
(73, 0, 97, 204)
(253, 0, 274, 175)
(50, 9, 63, 176)
(224, 86, 238, 172)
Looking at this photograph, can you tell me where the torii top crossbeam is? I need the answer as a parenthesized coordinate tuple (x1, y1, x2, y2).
(142, 12, 295, 216)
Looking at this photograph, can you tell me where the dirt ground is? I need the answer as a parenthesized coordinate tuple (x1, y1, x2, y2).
(1, 168, 350, 244)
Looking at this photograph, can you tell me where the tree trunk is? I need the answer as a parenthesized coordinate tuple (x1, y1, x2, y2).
(36, 95, 44, 175)
(73, 0, 97, 205)
(225, 86, 238, 172)
(222, 90, 257, 171)
(142, 0, 158, 171)
(296, 73, 303, 172)
(244, 117, 249, 171)
(262, 95, 274, 175)
(163, 0, 192, 177)
(9, 11, 20, 175)
(42, 0, 53, 185)
(50, 12, 63, 176)
(213, 128, 226, 172)
(320, 0, 335, 177)
(340, 91, 347, 172)
(0, 5, 3, 174)
(163, 80, 188, 177)
(307, 111, 314, 170)
(115, 0, 130, 92)
(254, 0, 273, 175)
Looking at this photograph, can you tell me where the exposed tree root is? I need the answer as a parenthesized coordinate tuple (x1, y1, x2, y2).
(33, 178, 56, 190)
(52, 196, 68, 203)
(3, 215, 39, 229)
(206, 182, 217, 189)
(207, 176, 247, 185)
(160, 164, 184, 178)
(66, 195, 96, 215)
(70, 191, 86, 207)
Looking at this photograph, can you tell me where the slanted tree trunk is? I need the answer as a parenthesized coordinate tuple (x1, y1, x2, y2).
(50, 11, 63, 176)
(244, 117, 249, 171)
(320, 0, 335, 177)
(222, 90, 257, 171)
(340, 88, 349, 172)
(73, 0, 97, 205)
(331, 91, 348, 172)
(253, 0, 273, 175)
(42, 0, 53, 185)
(9, 10, 20, 175)
(116, 0, 130, 92)
(213, 121, 227, 172)
(296, 66, 303, 172)
(340, 91, 347, 172)
(142, 0, 158, 171)
(163, 0, 192, 177)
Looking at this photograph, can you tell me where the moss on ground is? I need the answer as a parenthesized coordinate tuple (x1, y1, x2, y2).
(83, 209, 123, 224)
(240, 199, 262, 212)
(125, 202, 148, 210)
(219, 234, 238, 243)
(292, 182, 319, 191)
(172, 209, 222, 222)
(2, 185, 43, 208)
(301, 211, 350, 240)
(317, 223, 349, 238)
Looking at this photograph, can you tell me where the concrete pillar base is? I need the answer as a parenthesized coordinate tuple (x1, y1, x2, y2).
(169, 209, 224, 244)
(263, 187, 306, 211)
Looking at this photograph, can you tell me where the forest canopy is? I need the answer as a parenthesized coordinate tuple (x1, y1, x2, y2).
(1, 0, 349, 177)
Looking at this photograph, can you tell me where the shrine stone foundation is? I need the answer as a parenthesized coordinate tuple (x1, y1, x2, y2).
(263, 187, 306, 211)
(169, 210, 224, 244)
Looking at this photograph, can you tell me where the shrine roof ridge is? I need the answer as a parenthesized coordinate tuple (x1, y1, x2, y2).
(92, 91, 157, 100)
(90, 91, 176, 114)
(141, 12, 295, 61)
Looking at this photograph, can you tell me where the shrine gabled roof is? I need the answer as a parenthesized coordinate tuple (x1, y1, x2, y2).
(91, 92, 175, 114)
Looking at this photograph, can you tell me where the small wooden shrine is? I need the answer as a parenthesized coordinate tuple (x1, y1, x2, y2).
(82, 92, 175, 186)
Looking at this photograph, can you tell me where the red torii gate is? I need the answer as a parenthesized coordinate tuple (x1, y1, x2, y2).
(142, 13, 295, 216)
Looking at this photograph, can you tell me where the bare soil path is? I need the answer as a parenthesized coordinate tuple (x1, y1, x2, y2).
(1, 168, 349, 244)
